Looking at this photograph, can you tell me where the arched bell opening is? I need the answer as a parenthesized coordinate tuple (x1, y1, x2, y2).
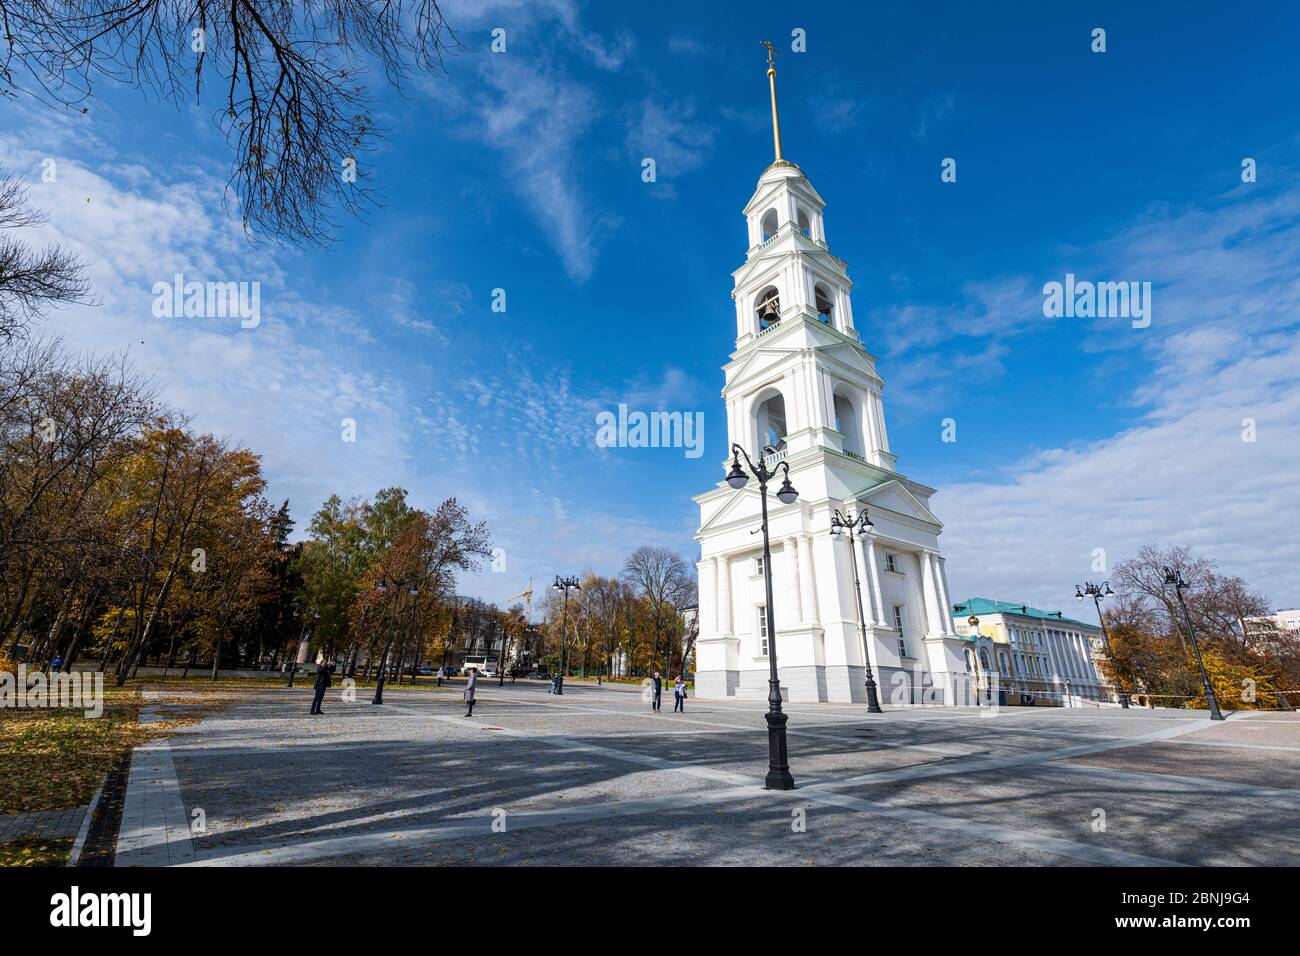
(755, 285, 781, 330)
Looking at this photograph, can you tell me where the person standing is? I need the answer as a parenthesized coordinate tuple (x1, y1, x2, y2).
(673, 675, 686, 713)
(436, 665, 445, 687)
(310, 660, 334, 715)
(464, 667, 478, 717)
(651, 671, 662, 712)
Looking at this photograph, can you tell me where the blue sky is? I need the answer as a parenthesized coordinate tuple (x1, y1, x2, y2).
(4, 0, 1300, 619)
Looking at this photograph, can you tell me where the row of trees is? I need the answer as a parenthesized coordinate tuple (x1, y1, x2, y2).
(1100, 545, 1299, 710)
(0, 329, 297, 682)
(531, 546, 699, 680)
(0, 338, 504, 680)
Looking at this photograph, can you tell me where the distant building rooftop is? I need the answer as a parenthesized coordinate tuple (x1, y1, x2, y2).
(951, 597, 1096, 630)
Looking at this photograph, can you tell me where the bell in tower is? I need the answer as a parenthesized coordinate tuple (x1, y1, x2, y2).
(755, 286, 781, 329)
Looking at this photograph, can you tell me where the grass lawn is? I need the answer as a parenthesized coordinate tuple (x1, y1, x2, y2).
(0, 686, 145, 816)
(0, 836, 74, 867)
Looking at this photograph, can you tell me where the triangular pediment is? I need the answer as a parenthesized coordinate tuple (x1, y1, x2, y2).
(856, 479, 942, 529)
(726, 321, 879, 388)
(733, 239, 848, 291)
(696, 483, 764, 536)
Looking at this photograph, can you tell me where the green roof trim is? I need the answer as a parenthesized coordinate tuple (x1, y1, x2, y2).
(951, 596, 1095, 629)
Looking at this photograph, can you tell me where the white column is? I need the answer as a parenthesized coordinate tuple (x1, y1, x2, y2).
(1045, 631, 1063, 680)
(797, 533, 818, 625)
(920, 550, 943, 638)
(716, 556, 731, 635)
(864, 391, 881, 453)
(871, 394, 891, 455)
(936, 556, 956, 635)
(698, 559, 717, 636)
(783, 537, 802, 626)
(865, 535, 886, 629)
(852, 535, 876, 625)
(782, 369, 800, 432)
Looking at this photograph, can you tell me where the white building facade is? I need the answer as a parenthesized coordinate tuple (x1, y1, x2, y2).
(951, 598, 1109, 705)
(693, 64, 968, 705)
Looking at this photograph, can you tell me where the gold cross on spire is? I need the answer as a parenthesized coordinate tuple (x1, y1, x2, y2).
(759, 40, 785, 164)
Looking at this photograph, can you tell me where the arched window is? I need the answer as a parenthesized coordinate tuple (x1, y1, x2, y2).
(797, 209, 811, 237)
(755, 285, 781, 330)
(753, 390, 788, 453)
(833, 393, 862, 456)
(979, 649, 991, 670)
(964, 649, 975, 673)
(998, 651, 1010, 674)
(760, 208, 779, 242)
(814, 283, 834, 323)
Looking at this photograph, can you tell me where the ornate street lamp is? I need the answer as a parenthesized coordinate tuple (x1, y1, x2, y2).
(726, 442, 798, 790)
(829, 508, 883, 713)
(1075, 581, 1128, 709)
(1162, 567, 1224, 720)
(552, 575, 581, 695)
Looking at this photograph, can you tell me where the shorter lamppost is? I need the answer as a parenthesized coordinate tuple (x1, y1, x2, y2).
(373, 578, 417, 705)
(1075, 581, 1128, 709)
(1163, 567, 1224, 720)
(553, 575, 580, 695)
(726, 442, 798, 790)
(966, 614, 984, 706)
(830, 508, 883, 713)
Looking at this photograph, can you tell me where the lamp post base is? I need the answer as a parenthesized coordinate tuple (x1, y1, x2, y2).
(763, 707, 795, 790)
(864, 676, 883, 714)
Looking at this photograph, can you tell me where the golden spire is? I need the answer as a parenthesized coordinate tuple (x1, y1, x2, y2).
(760, 40, 785, 164)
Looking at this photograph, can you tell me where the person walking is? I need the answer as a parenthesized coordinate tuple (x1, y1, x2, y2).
(651, 671, 662, 712)
(673, 674, 686, 713)
(310, 660, 334, 715)
(464, 667, 478, 717)
(436, 665, 445, 687)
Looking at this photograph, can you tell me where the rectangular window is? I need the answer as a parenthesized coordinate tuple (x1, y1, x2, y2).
(757, 606, 769, 656)
(898, 636, 908, 659)
(885, 553, 898, 573)
(754, 556, 764, 576)
(893, 604, 904, 632)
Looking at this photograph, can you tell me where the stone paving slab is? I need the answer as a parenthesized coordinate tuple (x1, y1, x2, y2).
(0, 806, 87, 843)
(115, 706, 195, 867)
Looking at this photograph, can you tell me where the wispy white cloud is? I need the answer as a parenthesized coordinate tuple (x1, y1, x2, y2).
(934, 183, 1300, 609)
(2, 127, 424, 526)
(624, 97, 716, 183)
(428, 1, 635, 282)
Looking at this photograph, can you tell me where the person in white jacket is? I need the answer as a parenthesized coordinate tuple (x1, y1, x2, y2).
(464, 667, 478, 717)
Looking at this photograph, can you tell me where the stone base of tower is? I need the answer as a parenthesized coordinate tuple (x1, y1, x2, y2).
(694, 668, 739, 700)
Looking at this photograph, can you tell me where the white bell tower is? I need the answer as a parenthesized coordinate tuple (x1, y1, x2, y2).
(694, 47, 970, 705)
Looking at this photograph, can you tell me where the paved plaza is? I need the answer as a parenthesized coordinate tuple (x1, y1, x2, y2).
(119, 681, 1300, 867)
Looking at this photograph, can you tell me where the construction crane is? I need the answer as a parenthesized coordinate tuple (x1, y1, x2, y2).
(505, 577, 535, 676)
(507, 577, 533, 622)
